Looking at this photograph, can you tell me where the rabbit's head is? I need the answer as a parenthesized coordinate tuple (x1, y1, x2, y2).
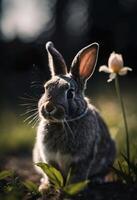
(39, 41, 99, 122)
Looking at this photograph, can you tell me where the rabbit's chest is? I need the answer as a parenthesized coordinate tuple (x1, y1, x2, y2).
(46, 150, 73, 173)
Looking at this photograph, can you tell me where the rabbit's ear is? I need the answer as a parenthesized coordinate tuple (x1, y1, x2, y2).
(70, 43, 99, 82)
(46, 41, 67, 76)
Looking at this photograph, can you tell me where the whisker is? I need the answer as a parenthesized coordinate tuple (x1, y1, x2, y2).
(19, 97, 38, 102)
(19, 91, 40, 128)
(31, 81, 43, 85)
(30, 83, 43, 88)
(20, 103, 37, 107)
(25, 93, 38, 100)
(21, 108, 38, 116)
(24, 93, 39, 99)
(24, 112, 38, 122)
(31, 82, 42, 86)
(64, 120, 74, 139)
(32, 118, 40, 128)
(26, 108, 38, 112)
(28, 114, 39, 125)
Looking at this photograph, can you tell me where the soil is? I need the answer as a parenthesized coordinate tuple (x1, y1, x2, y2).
(1, 154, 137, 200)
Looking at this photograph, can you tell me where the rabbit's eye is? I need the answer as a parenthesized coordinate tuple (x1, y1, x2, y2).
(67, 89, 75, 99)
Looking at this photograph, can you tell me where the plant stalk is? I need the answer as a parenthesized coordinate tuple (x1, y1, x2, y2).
(115, 75, 130, 173)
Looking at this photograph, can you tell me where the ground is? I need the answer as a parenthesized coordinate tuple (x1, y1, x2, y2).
(1, 154, 137, 200)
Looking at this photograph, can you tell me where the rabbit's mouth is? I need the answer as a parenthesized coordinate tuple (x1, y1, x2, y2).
(40, 103, 65, 121)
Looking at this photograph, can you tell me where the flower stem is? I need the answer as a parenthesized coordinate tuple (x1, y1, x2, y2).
(115, 75, 130, 173)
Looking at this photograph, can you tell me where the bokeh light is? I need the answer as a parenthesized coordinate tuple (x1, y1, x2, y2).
(63, 0, 89, 36)
(0, 0, 56, 41)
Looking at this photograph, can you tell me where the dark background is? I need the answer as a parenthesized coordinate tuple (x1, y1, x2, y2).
(0, 0, 136, 112)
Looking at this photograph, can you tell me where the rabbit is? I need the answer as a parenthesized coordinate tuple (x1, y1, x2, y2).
(33, 41, 116, 190)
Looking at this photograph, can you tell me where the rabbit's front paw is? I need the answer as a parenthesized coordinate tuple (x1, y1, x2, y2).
(39, 182, 49, 193)
(38, 177, 49, 193)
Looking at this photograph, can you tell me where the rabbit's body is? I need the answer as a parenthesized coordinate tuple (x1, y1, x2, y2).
(33, 42, 116, 187)
(34, 101, 115, 178)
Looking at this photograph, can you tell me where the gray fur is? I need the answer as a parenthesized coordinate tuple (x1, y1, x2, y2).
(33, 42, 116, 186)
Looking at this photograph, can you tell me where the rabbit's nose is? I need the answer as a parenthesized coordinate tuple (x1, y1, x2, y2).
(45, 101, 56, 113)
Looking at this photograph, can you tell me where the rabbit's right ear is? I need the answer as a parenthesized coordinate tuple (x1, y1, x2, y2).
(70, 43, 99, 83)
(46, 41, 67, 76)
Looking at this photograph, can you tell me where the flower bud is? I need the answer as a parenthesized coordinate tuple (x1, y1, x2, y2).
(108, 52, 123, 73)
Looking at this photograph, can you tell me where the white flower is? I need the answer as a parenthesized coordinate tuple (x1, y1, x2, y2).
(99, 52, 132, 82)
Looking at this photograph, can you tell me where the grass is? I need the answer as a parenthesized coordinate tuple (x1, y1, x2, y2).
(0, 170, 41, 200)
(99, 97, 137, 161)
(0, 111, 35, 155)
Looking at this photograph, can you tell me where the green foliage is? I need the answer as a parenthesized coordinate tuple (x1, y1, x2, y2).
(63, 180, 90, 196)
(36, 162, 89, 196)
(0, 170, 13, 180)
(0, 170, 40, 200)
(113, 154, 137, 184)
(23, 180, 39, 194)
(37, 163, 64, 188)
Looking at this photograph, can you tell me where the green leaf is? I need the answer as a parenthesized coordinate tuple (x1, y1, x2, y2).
(36, 163, 64, 188)
(5, 185, 13, 193)
(50, 166, 64, 187)
(65, 168, 72, 186)
(63, 180, 90, 196)
(23, 180, 38, 193)
(0, 170, 13, 180)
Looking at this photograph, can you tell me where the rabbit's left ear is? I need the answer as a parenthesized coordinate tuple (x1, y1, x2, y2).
(46, 41, 67, 76)
(70, 43, 99, 81)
